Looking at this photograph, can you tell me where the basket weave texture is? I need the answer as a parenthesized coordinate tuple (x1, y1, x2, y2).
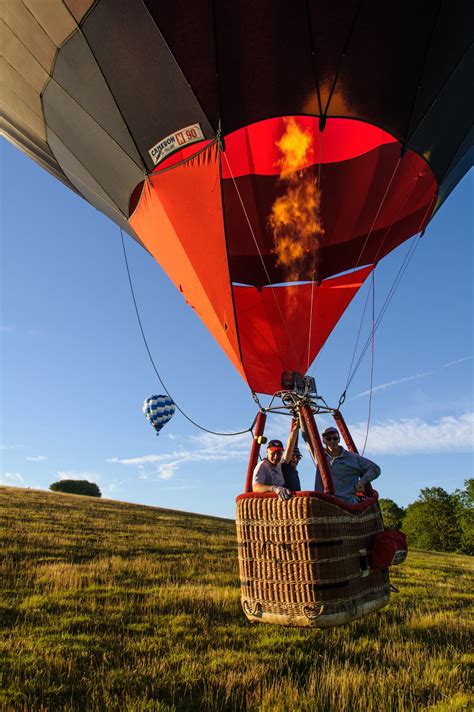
(236, 494, 390, 626)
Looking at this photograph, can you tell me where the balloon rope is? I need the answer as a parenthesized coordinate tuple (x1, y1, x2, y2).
(221, 151, 301, 364)
(353, 157, 402, 270)
(120, 228, 256, 437)
(342, 173, 426, 393)
(361, 271, 375, 456)
(346, 236, 420, 392)
(343, 277, 373, 392)
(322, 2, 363, 117)
(310, 134, 408, 386)
(371, 175, 423, 265)
(343, 194, 436, 393)
(306, 128, 323, 371)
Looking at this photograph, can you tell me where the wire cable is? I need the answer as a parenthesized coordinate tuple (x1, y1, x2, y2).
(342, 182, 437, 396)
(306, 128, 323, 371)
(354, 157, 402, 270)
(120, 228, 256, 437)
(345, 234, 421, 392)
(361, 271, 375, 455)
(222, 149, 301, 365)
(343, 273, 373, 394)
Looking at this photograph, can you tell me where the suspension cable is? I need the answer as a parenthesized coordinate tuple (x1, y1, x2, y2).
(361, 271, 375, 455)
(354, 157, 402, 270)
(342, 272, 373, 397)
(371, 173, 424, 265)
(120, 228, 256, 437)
(345, 234, 420, 393)
(337, 162, 405, 404)
(341, 175, 423, 399)
(344, 192, 436, 393)
(339, 148, 437, 401)
(221, 150, 301, 365)
(306, 129, 323, 371)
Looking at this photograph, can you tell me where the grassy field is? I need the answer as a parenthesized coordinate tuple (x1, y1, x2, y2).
(1, 486, 472, 712)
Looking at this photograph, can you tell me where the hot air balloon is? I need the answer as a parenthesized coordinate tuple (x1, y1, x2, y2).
(143, 395, 176, 436)
(3, 0, 472, 627)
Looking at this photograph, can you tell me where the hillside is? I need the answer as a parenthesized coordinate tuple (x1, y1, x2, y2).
(1, 486, 472, 712)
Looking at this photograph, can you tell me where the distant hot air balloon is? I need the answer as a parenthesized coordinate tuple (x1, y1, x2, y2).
(3, 0, 472, 628)
(143, 395, 175, 436)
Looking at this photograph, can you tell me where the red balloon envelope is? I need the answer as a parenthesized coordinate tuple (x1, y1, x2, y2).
(3, 1, 473, 393)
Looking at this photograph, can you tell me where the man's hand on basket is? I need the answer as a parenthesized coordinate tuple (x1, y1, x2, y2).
(271, 486, 291, 501)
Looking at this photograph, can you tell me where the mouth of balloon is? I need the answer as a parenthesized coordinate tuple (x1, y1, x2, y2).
(128, 116, 437, 395)
(131, 117, 437, 275)
(146, 115, 425, 175)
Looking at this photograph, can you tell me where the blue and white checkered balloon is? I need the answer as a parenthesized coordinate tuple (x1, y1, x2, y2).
(143, 395, 176, 435)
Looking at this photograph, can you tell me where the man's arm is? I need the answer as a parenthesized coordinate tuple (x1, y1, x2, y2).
(354, 454, 381, 491)
(252, 461, 291, 499)
(253, 482, 274, 492)
(253, 482, 291, 499)
(283, 420, 299, 462)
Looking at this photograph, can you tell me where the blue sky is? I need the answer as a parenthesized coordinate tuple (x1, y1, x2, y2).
(1, 140, 472, 519)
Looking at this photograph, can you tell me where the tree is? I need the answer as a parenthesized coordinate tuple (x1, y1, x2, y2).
(403, 487, 461, 552)
(379, 498, 405, 529)
(453, 477, 474, 508)
(49, 480, 102, 497)
(452, 478, 474, 555)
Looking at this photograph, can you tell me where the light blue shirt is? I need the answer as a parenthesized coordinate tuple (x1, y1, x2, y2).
(314, 448, 381, 504)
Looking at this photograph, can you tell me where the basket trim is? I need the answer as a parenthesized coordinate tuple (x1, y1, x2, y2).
(240, 568, 373, 586)
(238, 532, 380, 543)
(238, 551, 357, 565)
(237, 511, 382, 527)
(236, 490, 379, 514)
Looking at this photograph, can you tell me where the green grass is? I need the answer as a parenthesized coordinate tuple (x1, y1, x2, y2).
(1, 486, 472, 711)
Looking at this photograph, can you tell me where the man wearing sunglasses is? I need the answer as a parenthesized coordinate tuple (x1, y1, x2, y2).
(315, 426, 381, 504)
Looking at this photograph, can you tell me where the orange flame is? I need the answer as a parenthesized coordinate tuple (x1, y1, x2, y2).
(269, 118, 324, 283)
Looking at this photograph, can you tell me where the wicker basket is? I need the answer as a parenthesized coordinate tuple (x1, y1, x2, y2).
(236, 492, 390, 627)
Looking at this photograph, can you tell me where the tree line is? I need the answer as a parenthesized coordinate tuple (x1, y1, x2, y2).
(380, 478, 473, 555)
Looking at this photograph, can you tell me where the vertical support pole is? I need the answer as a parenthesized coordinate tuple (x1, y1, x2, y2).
(333, 409, 373, 496)
(300, 404, 334, 495)
(333, 410, 358, 453)
(244, 411, 267, 493)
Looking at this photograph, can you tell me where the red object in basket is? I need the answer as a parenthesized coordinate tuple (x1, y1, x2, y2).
(371, 530, 408, 569)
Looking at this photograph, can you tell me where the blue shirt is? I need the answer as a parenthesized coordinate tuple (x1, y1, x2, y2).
(314, 448, 380, 504)
(281, 462, 301, 491)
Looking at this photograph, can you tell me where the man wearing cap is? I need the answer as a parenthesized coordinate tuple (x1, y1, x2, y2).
(314, 427, 381, 504)
(252, 422, 300, 500)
